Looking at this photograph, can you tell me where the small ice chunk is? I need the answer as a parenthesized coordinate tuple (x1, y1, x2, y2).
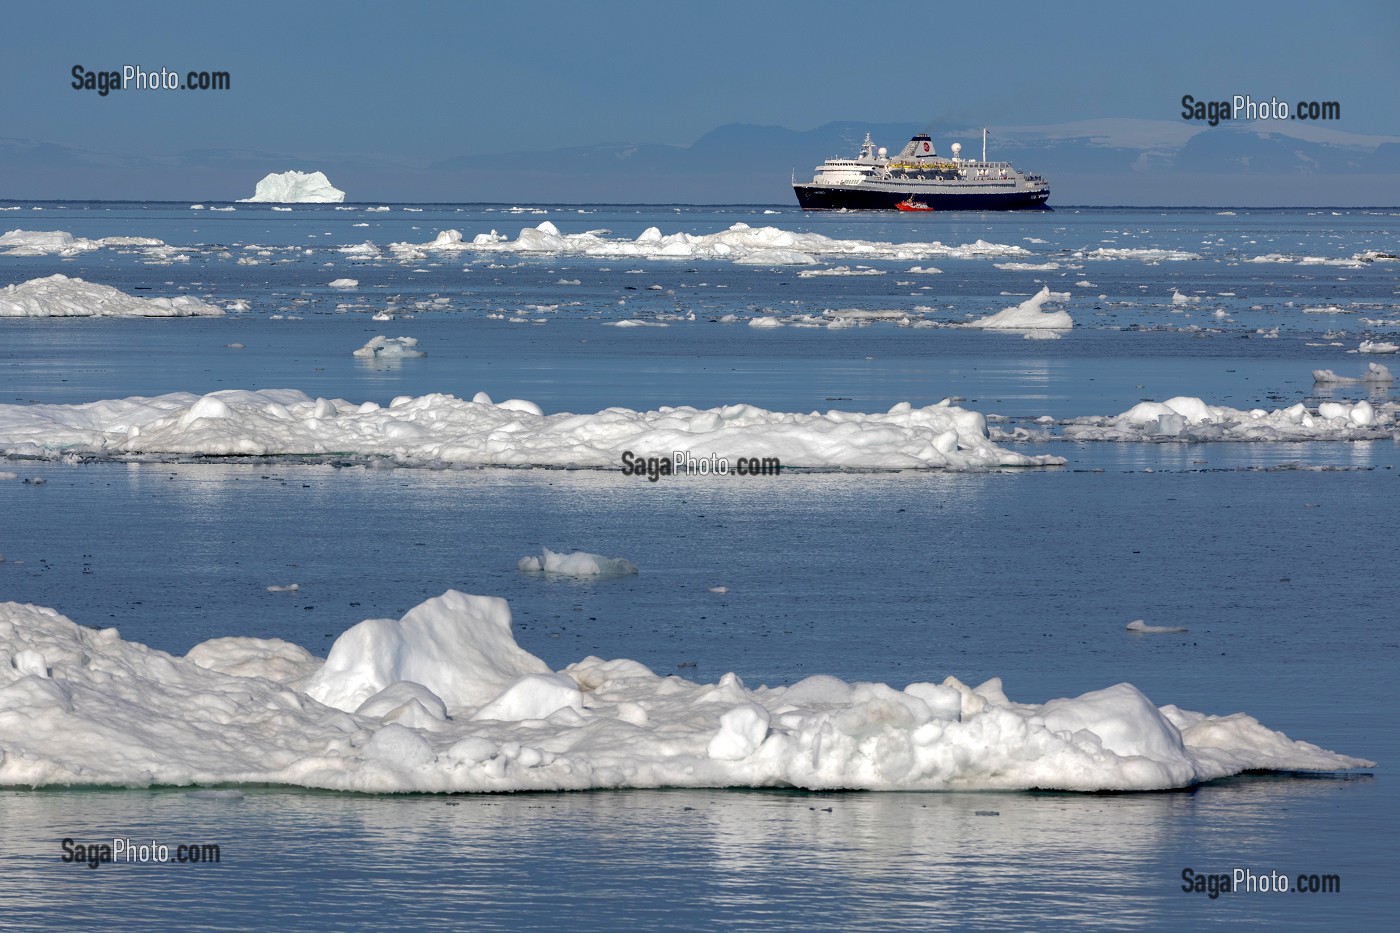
(352, 336, 424, 359)
(517, 547, 638, 577)
(1126, 619, 1189, 634)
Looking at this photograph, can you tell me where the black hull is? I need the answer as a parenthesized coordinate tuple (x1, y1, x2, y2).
(794, 185, 1050, 211)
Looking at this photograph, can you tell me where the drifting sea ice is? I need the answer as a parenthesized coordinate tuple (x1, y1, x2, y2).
(517, 547, 639, 577)
(387, 222, 1031, 266)
(352, 336, 425, 359)
(0, 390, 1064, 471)
(1126, 620, 1189, 634)
(964, 287, 1073, 330)
(0, 274, 223, 317)
(0, 592, 1372, 793)
(1063, 396, 1388, 441)
(1312, 363, 1393, 384)
(0, 229, 167, 257)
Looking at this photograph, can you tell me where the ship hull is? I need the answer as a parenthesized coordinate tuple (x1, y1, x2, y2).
(794, 184, 1050, 211)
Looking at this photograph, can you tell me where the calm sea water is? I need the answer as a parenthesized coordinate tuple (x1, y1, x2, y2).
(0, 203, 1395, 929)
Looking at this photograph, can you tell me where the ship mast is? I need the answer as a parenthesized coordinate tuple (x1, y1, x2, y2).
(982, 128, 987, 163)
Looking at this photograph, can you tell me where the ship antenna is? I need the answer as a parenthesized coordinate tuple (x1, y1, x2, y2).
(982, 127, 987, 163)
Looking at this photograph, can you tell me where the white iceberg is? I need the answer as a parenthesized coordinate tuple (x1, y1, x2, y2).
(517, 547, 639, 577)
(0, 275, 223, 318)
(965, 287, 1073, 330)
(328, 278, 359, 289)
(239, 170, 346, 204)
(0, 390, 1065, 471)
(0, 593, 1372, 792)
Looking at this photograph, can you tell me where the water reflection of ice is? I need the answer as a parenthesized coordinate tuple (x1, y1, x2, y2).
(0, 775, 1375, 928)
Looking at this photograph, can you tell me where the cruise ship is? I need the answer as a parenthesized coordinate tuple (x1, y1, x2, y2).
(793, 130, 1050, 211)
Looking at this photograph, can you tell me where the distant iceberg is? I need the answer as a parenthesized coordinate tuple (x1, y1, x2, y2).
(239, 170, 346, 204)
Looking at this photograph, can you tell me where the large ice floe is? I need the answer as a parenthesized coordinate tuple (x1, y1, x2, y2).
(388, 222, 1031, 266)
(1063, 396, 1391, 442)
(964, 286, 1073, 330)
(239, 170, 346, 204)
(0, 275, 223, 318)
(0, 229, 169, 258)
(0, 592, 1371, 791)
(0, 390, 1063, 470)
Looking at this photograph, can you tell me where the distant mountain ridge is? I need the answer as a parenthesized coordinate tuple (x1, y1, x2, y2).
(2, 118, 1398, 204)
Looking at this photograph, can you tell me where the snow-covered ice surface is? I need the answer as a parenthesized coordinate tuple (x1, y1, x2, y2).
(0, 274, 222, 317)
(964, 286, 1073, 330)
(0, 390, 1063, 470)
(1313, 362, 1393, 384)
(0, 229, 167, 257)
(0, 591, 1369, 792)
(239, 170, 346, 203)
(352, 336, 425, 359)
(1062, 395, 1391, 442)
(388, 221, 1032, 266)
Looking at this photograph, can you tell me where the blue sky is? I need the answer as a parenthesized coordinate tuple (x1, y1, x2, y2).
(2, 0, 1398, 200)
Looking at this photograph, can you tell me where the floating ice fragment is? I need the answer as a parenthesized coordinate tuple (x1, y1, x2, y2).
(1312, 363, 1392, 384)
(0, 275, 223, 318)
(1126, 619, 1189, 634)
(1065, 395, 1392, 441)
(517, 547, 638, 577)
(965, 286, 1072, 330)
(352, 336, 424, 359)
